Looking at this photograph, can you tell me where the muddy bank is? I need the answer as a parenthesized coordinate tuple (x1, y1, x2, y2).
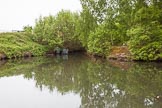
(86, 46, 132, 62)
(107, 46, 132, 62)
(0, 52, 33, 60)
(0, 53, 7, 60)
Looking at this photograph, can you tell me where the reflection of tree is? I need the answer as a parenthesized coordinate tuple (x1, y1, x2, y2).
(0, 55, 162, 108)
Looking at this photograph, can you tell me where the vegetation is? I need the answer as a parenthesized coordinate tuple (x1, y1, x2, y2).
(127, 1, 162, 60)
(0, 32, 46, 58)
(1, 0, 162, 61)
(78, 0, 162, 60)
(87, 24, 111, 56)
(33, 10, 82, 51)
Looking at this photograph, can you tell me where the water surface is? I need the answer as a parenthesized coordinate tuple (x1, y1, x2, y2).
(0, 54, 162, 108)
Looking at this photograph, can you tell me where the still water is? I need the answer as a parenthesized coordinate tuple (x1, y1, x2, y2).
(0, 54, 162, 108)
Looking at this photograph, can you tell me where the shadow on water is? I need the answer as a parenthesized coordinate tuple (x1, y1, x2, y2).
(0, 53, 162, 108)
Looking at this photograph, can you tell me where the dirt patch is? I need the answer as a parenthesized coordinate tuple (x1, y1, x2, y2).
(0, 53, 7, 60)
(107, 46, 132, 61)
(23, 52, 33, 57)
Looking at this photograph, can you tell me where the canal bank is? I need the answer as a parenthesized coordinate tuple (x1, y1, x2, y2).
(0, 32, 162, 62)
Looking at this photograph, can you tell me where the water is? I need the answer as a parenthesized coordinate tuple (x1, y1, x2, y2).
(0, 54, 162, 108)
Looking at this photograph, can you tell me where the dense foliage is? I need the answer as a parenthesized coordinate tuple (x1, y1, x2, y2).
(33, 10, 82, 51)
(87, 24, 111, 56)
(79, 0, 162, 60)
(1, 0, 162, 61)
(127, 1, 162, 60)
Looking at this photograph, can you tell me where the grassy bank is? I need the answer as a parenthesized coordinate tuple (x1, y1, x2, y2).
(0, 32, 47, 59)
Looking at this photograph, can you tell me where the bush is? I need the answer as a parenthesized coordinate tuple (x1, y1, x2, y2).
(127, 22, 162, 60)
(87, 25, 111, 56)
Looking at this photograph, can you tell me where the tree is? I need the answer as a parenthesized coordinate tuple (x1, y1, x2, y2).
(127, 0, 162, 60)
(33, 10, 81, 50)
(33, 15, 62, 48)
(23, 25, 33, 34)
(87, 24, 111, 56)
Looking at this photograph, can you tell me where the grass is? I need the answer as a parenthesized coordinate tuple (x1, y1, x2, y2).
(0, 32, 47, 58)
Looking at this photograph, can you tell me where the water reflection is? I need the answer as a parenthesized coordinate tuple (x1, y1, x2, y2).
(0, 54, 162, 108)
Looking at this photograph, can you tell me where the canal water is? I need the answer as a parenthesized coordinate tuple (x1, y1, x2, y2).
(0, 54, 162, 108)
